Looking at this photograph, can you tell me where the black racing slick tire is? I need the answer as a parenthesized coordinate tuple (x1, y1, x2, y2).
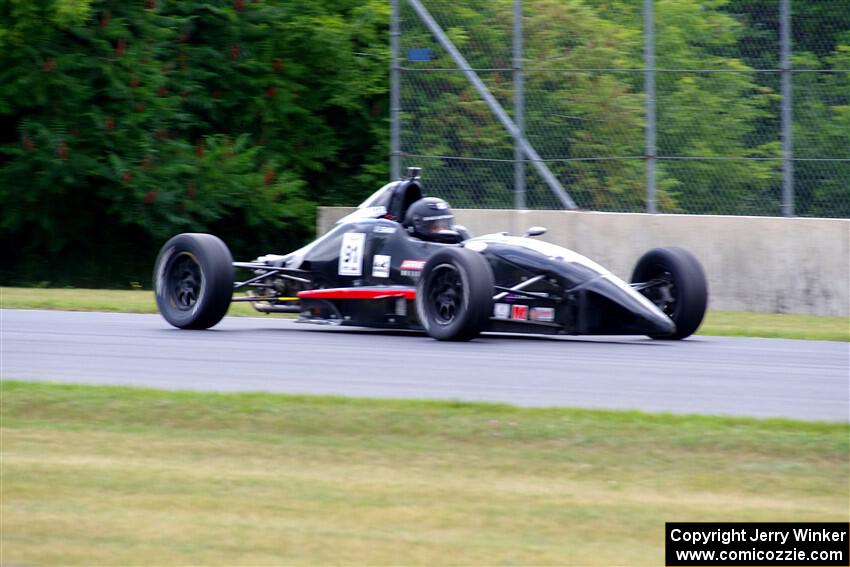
(416, 247, 494, 341)
(631, 246, 708, 340)
(154, 233, 234, 329)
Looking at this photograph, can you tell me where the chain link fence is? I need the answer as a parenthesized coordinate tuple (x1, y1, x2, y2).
(393, 0, 850, 217)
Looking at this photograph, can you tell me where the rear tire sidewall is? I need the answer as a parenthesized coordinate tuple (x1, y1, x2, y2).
(631, 246, 708, 340)
(417, 247, 494, 341)
(154, 233, 234, 329)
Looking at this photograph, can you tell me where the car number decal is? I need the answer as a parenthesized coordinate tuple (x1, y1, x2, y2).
(338, 232, 366, 276)
(372, 255, 391, 278)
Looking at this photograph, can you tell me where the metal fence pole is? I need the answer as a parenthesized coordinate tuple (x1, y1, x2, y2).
(513, 0, 526, 210)
(780, 0, 794, 216)
(390, 0, 401, 181)
(644, 0, 657, 213)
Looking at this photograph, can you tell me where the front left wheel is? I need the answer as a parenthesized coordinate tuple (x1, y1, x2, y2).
(153, 233, 234, 329)
(631, 246, 708, 340)
(416, 247, 494, 341)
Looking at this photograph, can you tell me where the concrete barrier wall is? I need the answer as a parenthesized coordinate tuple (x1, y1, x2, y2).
(318, 207, 850, 316)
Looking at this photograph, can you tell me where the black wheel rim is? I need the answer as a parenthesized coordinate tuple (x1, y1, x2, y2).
(427, 264, 463, 325)
(644, 267, 677, 317)
(167, 252, 203, 311)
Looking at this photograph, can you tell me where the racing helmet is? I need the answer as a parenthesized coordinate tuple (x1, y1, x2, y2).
(404, 197, 457, 241)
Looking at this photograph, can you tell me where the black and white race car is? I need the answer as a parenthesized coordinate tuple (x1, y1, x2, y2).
(154, 168, 708, 341)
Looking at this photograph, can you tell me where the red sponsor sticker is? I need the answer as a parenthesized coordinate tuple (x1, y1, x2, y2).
(511, 304, 528, 320)
(400, 259, 426, 271)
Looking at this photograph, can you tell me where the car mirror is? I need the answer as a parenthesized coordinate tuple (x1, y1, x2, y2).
(524, 226, 547, 237)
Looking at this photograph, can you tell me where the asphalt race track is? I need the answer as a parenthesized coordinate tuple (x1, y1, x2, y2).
(2, 309, 848, 421)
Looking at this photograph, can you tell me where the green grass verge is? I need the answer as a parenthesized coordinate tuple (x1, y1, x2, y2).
(1, 381, 847, 565)
(1, 286, 847, 340)
(700, 310, 848, 341)
(0, 286, 262, 317)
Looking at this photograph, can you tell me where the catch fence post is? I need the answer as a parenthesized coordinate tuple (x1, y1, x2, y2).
(390, 0, 401, 180)
(780, 0, 794, 216)
(644, 0, 657, 213)
(513, 0, 526, 210)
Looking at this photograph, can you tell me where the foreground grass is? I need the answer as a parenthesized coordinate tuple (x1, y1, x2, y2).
(1, 381, 847, 566)
(2, 286, 848, 340)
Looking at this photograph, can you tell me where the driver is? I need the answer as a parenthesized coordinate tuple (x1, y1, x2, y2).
(403, 197, 462, 243)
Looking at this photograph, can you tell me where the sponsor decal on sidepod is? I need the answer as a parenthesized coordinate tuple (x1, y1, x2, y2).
(530, 307, 555, 322)
(400, 259, 426, 279)
(511, 305, 529, 320)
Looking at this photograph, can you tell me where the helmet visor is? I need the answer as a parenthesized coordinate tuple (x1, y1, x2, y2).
(423, 214, 454, 233)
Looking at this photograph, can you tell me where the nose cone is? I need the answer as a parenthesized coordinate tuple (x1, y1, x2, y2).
(642, 309, 676, 337)
(584, 275, 677, 337)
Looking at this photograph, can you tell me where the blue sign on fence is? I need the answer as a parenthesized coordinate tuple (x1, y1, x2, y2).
(407, 48, 433, 62)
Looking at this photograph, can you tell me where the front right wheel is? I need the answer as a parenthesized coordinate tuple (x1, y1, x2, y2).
(416, 247, 494, 341)
(631, 246, 708, 340)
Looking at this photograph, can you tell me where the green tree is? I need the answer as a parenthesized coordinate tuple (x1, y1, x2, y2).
(0, 0, 389, 286)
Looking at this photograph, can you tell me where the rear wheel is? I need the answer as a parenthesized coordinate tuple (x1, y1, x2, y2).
(417, 247, 494, 341)
(631, 246, 708, 340)
(154, 233, 234, 329)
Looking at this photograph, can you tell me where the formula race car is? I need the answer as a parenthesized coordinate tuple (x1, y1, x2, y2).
(154, 168, 708, 341)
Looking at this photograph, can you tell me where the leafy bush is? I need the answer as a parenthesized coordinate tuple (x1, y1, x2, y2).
(0, 0, 389, 286)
